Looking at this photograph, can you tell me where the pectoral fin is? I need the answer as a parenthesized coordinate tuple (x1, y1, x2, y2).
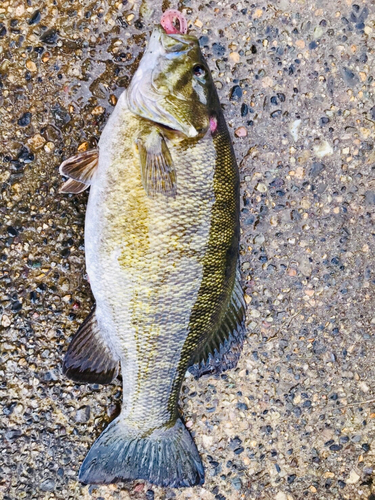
(189, 269, 246, 378)
(137, 130, 176, 197)
(60, 178, 89, 194)
(59, 149, 99, 193)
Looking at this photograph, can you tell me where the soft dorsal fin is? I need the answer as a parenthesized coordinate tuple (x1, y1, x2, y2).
(59, 149, 99, 193)
(137, 129, 176, 197)
(63, 308, 119, 384)
(189, 269, 246, 378)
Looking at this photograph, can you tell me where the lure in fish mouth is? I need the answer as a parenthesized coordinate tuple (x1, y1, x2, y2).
(59, 9, 246, 488)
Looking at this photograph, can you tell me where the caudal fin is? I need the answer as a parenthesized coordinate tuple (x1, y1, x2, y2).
(79, 416, 204, 488)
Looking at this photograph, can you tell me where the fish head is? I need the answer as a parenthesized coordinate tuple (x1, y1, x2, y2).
(126, 25, 218, 138)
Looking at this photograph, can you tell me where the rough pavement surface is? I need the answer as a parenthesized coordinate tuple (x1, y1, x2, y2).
(1, 0, 375, 499)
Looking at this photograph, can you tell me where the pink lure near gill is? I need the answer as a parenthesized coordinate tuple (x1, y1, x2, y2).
(209, 116, 218, 133)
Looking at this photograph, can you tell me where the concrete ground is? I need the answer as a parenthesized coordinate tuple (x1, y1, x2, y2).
(1, 0, 375, 499)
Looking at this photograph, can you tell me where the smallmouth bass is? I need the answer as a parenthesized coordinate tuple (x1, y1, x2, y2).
(60, 14, 246, 488)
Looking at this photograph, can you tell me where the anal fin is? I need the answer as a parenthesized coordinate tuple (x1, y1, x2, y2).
(137, 129, 176, 197)
(63, 308, 119, 384)
(189, 269, 247, 378)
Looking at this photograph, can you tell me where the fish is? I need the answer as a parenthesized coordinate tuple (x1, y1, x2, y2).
(59, 12, 246, 488)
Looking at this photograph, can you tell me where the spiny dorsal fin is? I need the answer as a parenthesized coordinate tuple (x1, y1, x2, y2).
(59, 149, 99, 193)
(63, 308, 119, 384)
(137, 129, 176, 197)
(189, 269, 246, 378)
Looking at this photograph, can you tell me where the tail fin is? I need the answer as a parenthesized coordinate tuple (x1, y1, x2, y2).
(79, 416, 204, 488)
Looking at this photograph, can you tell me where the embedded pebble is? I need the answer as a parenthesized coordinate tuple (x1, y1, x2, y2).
(235, 126, 247, 137)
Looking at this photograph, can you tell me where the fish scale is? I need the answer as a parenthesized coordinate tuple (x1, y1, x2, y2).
(87, 103, 221, 427)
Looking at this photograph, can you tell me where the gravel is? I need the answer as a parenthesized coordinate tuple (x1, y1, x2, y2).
(1, 0, 375, 499)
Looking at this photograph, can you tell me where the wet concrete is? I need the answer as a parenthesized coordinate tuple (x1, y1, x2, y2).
(1, 0, 375, 499)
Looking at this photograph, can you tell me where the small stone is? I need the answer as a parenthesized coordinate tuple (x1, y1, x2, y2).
(28, 10, 41, 25)
(313, 141, 333, 158)
(202, 435, 213, 447)
(254, 234, 265, 244)
(145, 490, 154, 500)
(44, 142, 55, 153)
(329, 444, 342, 452)
(250, 308, 260, 318)
(365, 191, 375, 205)
(290, 119, 301, 141)
(26, 60, 37, 72)
(244, 294, 252, 305)
(271, 110, 282, 118)
(275, 493, 288, 500)
(256, 182, 267, 193)
(28, 134, 46, 150)
(194, 19, 203, 28)
(18, 112, 32, 127)
(2, 315, 11, 327)
(75, 406, 91, 423)
(40, 29, 58, 45)
(78, 141, 89, 152)
(346, 469, 360, 484)
(212, 42, 225, 57)
(241, 104, 249, 117)
(91, 106, 105, 115)
(40, 479, 55, 492)
(300, 199, 311, 209)
(232, 477, 242, 490)
(310, 162, 325, 178)
(229, 52, 240, 63)
(342, 67, 359, 86)
(235, 126, 247, 137)
(230, 86, 242, 101)
(6, 429, 22, 440)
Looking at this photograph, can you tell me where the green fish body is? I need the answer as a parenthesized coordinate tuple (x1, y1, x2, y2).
(60, 25, 246, 488)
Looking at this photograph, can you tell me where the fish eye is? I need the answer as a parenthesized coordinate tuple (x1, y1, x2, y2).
(193, 64, 206, 79)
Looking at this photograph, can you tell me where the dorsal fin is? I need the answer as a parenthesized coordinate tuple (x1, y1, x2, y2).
(59, 149, 99, 193)
(63, 308, 119, 384)
(189, 269, 246, 378)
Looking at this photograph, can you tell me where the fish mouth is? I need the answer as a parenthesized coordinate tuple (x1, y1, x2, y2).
(126, 26, 208, 139)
